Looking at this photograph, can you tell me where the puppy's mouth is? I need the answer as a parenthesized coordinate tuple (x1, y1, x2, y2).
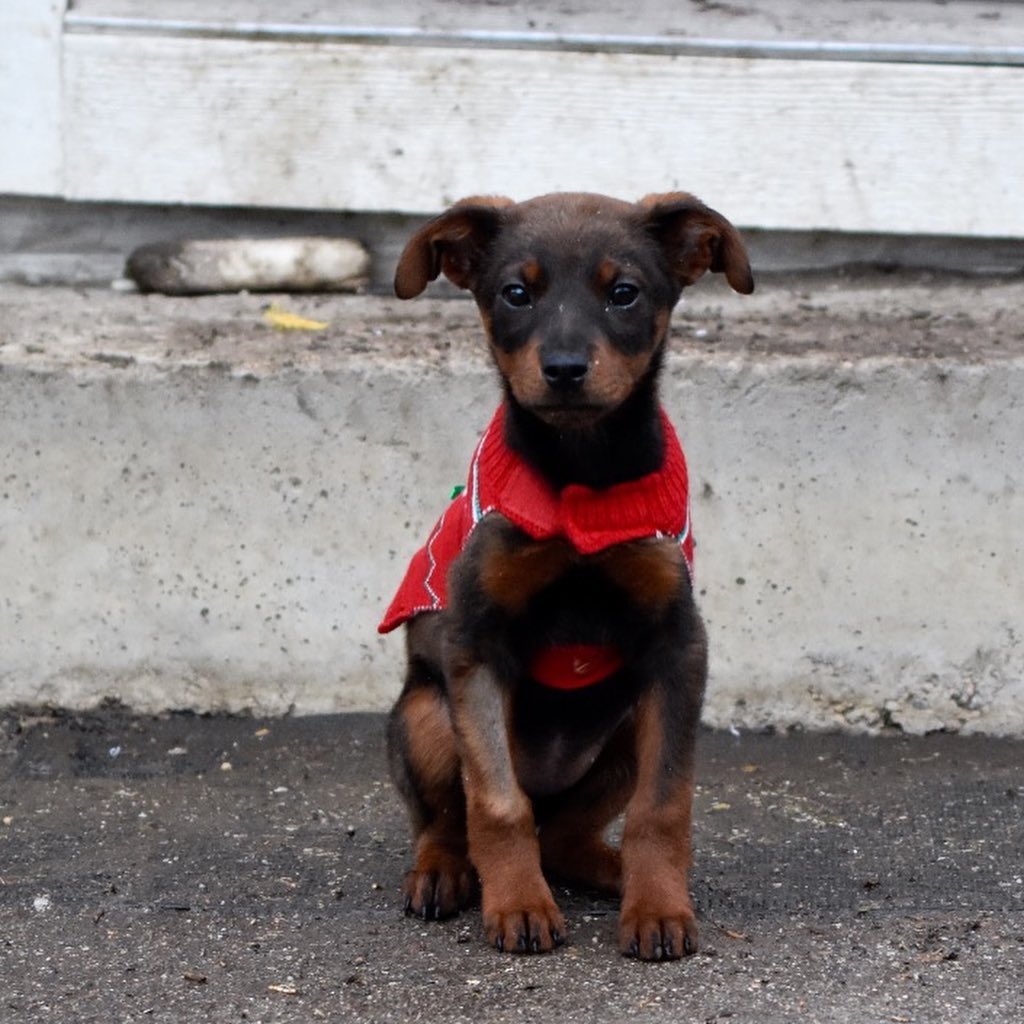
(527, 400, 610, 429)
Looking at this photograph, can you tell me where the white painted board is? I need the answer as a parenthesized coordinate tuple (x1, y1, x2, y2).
(67, 0, 1024, 50)
(63, 33, 1024, 235)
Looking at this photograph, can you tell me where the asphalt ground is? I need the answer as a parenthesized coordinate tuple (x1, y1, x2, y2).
(1, 709, 1021, 1023)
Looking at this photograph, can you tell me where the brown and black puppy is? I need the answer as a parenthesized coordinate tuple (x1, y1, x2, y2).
(379, 192, 752, 960)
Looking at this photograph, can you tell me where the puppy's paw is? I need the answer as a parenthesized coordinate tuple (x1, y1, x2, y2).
(619, 896, 698, 961)
(403, 861, 476, 921)
(482, 888, 567, 954)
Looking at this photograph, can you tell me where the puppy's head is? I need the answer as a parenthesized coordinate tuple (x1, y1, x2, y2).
(395, 191, 753, 429)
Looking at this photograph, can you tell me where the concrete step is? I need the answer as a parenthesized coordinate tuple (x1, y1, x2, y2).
(1, 275, 1022, 734)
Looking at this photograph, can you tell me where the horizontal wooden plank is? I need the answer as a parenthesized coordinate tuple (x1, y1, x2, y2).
(62, 13, 1024, 69)
(62, 34, 1024, 236)
(68, 0, 1024, 51)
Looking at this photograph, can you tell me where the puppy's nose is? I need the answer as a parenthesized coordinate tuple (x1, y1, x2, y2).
(541, 351, 589, 389)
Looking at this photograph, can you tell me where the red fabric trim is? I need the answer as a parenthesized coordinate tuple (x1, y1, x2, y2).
(378, 403, 694, 635)
(528, 644, 624, 690)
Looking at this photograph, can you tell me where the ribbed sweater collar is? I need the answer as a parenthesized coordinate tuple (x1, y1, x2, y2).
(471, 404, 690, 555)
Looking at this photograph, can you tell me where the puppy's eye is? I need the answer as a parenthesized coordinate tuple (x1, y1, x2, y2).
(609, 282, 640, 308)
(501, 284, 531, 308)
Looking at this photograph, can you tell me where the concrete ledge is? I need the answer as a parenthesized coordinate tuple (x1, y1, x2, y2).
(1, 276, 1022, 733)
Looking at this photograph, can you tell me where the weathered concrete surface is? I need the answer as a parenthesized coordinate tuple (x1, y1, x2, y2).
(1, 709, 1022, 1022)
(1, 275, 1022, 733)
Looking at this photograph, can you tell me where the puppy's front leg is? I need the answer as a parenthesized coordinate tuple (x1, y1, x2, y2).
(447, 651, 566, 953)
(618, 627, 706, 961)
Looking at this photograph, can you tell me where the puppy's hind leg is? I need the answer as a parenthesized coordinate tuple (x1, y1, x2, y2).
(387, 617, 476, 920)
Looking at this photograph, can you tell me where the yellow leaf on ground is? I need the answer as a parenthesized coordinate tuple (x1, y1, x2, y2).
(263, 303, 329, 331)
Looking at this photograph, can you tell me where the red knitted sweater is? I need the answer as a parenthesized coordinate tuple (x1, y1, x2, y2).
(379, 404, 695, 643)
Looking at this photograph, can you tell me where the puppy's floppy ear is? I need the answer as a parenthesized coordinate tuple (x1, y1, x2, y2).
(394, 195, 515, 299)
(639, 192, 754, 295)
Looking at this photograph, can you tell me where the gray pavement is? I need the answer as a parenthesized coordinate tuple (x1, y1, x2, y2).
(1, 708, 1022, 1022)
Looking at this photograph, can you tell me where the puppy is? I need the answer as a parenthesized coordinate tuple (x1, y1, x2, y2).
(379, 192, 752, 959)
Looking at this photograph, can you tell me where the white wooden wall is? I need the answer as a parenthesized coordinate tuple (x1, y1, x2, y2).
(0, 0, 64, 195)
(3, 1, 1024, 237)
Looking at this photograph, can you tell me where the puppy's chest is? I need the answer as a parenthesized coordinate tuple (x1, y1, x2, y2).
(476, 530, 685, 622)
